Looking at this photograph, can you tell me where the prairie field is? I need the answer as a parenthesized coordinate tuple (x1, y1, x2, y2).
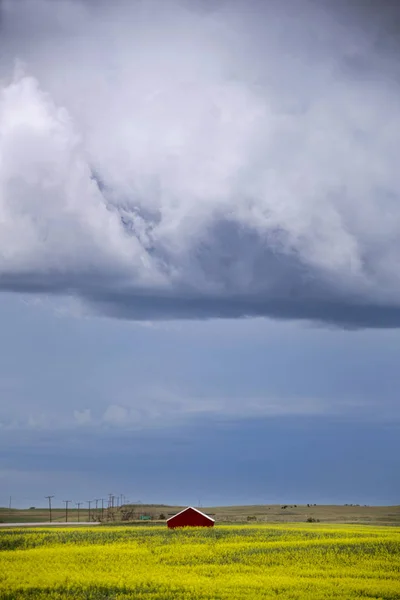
(0, 524, 400, 599)
(1, 504, 400, 526)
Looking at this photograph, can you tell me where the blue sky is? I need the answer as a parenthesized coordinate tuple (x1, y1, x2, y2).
(1, 0, 400, 508)
(1, 293, 399, 508)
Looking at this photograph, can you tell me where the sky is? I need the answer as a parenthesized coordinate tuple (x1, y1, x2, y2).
(0, 0, 400, 508)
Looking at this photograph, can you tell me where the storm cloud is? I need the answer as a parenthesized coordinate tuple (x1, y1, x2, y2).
(1, 0, 400, 326)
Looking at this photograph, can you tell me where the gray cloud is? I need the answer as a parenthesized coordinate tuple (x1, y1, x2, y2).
(1, 0, 400, 327)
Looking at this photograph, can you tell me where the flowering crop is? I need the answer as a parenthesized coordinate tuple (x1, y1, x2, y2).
(0, 523, 399, 599)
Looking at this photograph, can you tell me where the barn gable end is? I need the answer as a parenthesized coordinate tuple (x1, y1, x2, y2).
(167, 506, 215, 528)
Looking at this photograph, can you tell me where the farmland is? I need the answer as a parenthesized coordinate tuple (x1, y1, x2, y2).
(1, 523, 400, 599)
(1, 503, 400, 526)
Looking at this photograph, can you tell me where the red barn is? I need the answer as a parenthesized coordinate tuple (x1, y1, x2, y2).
(167, 507, 215, 528)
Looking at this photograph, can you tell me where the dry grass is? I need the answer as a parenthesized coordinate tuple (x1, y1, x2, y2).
(1, 504, 399, 526)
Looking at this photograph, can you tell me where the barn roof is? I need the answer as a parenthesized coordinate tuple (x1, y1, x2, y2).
(166, 506, 215, 522)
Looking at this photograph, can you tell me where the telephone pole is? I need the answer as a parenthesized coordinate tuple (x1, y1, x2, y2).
(87, 500, 92, 521)
(45, 496, 54, 523)
(63, 500, 71, 523)
(76, 502, 82, 523)
(107, 493, 113, 521)
(95, 498, 100, 519)
(101, 498, 104, 519)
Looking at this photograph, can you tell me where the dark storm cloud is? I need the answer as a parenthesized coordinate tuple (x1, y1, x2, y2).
(1, 0, 400, 328)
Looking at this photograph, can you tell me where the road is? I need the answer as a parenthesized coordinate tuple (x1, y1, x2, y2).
(0, 521, 100, 527)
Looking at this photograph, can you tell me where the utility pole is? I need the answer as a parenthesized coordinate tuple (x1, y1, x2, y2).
(63, 500, 71, 523)
(76, 502, 82, 523)
(108, 493, 113, 521)
(101, 498, 104, 519)
(45, 496, 54, 523)
(95, 498, 100, 518)
(87, 500, 92, 521)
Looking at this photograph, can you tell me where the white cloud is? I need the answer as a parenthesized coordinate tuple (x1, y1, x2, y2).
(0, 71, 157, 283)
(73, 408, 91, 426)
(102, 404, 131, 426)
(1, 0, 400, 326)
(0, 381, 396, 432)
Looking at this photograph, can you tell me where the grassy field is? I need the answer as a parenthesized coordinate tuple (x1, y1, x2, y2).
(1, 503, 400, 525)
(0, 523, 399, 599)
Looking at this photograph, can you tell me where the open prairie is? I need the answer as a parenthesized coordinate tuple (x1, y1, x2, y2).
(1, 504, 400, 526)
(1, 523, 400, 599)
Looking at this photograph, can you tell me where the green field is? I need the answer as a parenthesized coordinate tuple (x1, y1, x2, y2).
(1, 523, 400, 599)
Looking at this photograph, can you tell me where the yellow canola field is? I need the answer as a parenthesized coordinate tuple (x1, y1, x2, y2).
(0, 523, 400, 599)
